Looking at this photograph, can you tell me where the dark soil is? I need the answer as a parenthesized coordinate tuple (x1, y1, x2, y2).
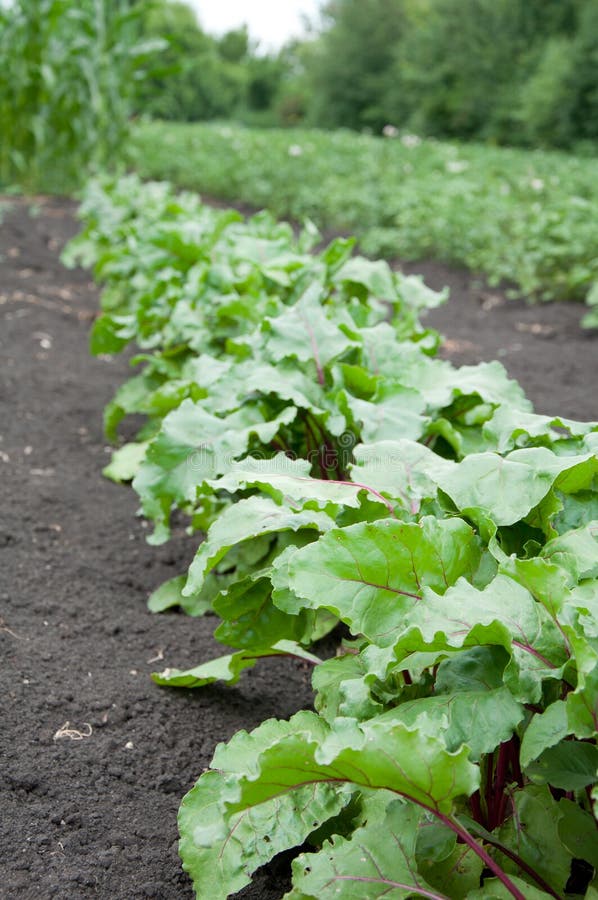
(412, 260, 597, 422)
(1, 198, 596, 900)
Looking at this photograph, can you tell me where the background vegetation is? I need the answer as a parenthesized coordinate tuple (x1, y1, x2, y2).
(1, 0, 597, 192)
(134, 2, 287, 126)
(134, 0, 598, 150)
(130, 120, 598, 308)
(0, 0, 596, 311)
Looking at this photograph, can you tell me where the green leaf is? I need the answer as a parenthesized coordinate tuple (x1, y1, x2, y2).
(467, 876, 554, 899)
(377, 688, 524, 761)
(320, 236, 356, 272)
(147, 574, 190, 613)
(179, 711, 353, 898)
(341, 383, 428, 444)
(152, 641, 320, 688)
(497, 785, 572, 894)
(223, 711, 479, 821)
(500, 556, 572, 621)
(350, 439, 453, 511)
(287, 801, 447, 900)
(102, 441, 149, 482)
(205, 454, 380, 513)
(145, 400, 296, 486)
(153, 651, 259, 688)
(104, 373, 154, 440)
(177, 712, 477, 900)
(419, 843, 483, 899)
(484, 406, 598, 454)
(394, 575, 536, 654)
(213, 574, 309, 650)
(520, 701, 568, 769)
(437, 449, 594, 528)
(565, 663, 598, 739)
(399, 273, 448, 311)
(553, 491, 598, 534)
(392, 575, 567, 703)
(526, 739, 598, 791)
(89, 313, 133, 355)
(147, 572, 221, 617)
(312, 653, 386, 723)
(276, 516, 481, 646)
(335, 257, 399, 302)
(262, 284, 358, 368)
(133, 400, 297, 541)
(558, 799, 598, 869)
(393, 360, 531, 414)
(216, 360, 326, 416)
(435, 646, 510, 693)
(179, 772, 349, 899)
(542, 522, 598, 581)
(185, 496, 334, 596)
(415, 819, 456, 866)
(569, 580, 598, 642)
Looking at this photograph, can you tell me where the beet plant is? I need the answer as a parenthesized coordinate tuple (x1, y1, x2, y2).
(69, 176, 598, 899)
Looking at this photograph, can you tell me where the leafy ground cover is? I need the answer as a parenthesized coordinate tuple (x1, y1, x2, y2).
(60, 175, 598, 899)
(129, 121, 598, 324)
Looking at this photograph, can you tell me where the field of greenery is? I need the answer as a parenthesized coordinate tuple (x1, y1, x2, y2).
(2, 2, 598, 895)
(129, 120, 598, 324)
(63, 174, 598, 899)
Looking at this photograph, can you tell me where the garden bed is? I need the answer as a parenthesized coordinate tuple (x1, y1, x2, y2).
(1, 196, 596, 899)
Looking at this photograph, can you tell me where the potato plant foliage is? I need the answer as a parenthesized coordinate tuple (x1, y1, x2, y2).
(66, 176, 598, 899)
(130, 120, 598, 324)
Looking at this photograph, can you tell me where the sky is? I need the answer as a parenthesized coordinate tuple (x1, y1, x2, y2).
(189, 1, 323, 50)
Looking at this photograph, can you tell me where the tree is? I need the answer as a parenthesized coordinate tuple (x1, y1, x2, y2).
(381, 0, 585, 144)
(306, 0, 408, 131)
(135, 3, 290, 124)
(567, 0, 598, 143)
(218, 27, 249, 64)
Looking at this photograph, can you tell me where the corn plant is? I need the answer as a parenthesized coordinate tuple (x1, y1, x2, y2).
(0, 0, 161, 192)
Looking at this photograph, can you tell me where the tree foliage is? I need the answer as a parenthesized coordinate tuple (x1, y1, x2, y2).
(135, 2, 247, 121)
(304, 0, 598, 147)
(306, 0, 408, 131)
(135, 0, 287, 124)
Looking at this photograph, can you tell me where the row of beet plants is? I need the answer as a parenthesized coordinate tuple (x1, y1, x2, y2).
(64, 175, 598, 900)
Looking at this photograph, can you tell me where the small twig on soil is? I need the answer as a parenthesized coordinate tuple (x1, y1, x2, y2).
(0, 617, 25, 640)
(53, 721, 93, 741)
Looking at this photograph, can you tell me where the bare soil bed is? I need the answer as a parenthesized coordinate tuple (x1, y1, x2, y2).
(1, 197, 596, 900)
